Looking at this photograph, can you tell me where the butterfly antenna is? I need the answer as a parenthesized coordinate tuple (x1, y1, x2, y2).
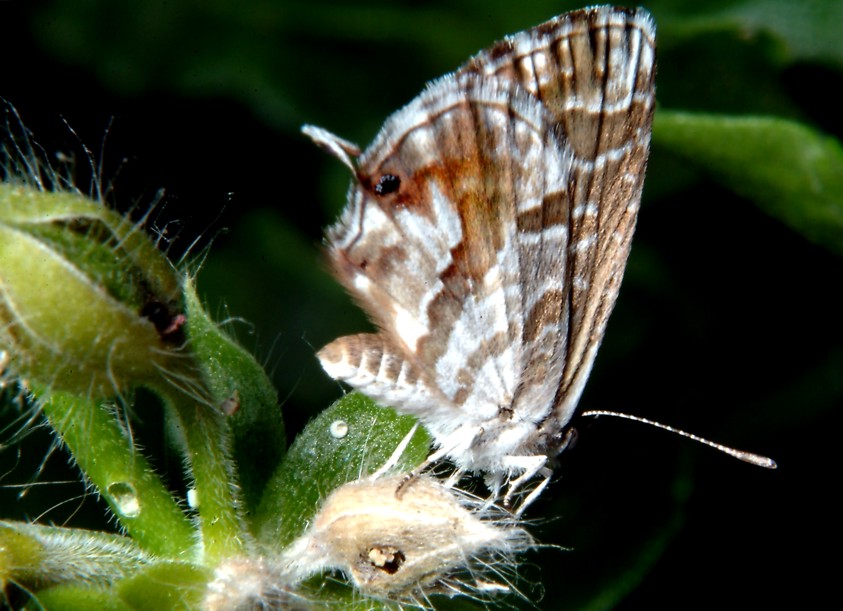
(581, 410, 777, 469)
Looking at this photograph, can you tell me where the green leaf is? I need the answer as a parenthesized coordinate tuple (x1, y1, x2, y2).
(653, 111, 843, 256)
(254, 392, 430, 548)
(673, 0, 843, 69)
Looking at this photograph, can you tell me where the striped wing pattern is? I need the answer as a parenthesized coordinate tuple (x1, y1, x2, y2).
(458, 7, 657, 430)
(311, 6, 656, 500)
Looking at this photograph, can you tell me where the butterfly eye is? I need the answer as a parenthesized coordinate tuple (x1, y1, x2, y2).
(374, 174, 401, 196)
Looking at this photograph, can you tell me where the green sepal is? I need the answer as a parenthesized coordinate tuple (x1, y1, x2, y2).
(0, 183, 186, 396)
(254, 392, 430, 548)
(1, 520, 152, 591)
(26, 585, 132, 611)
(116, 562, 211, 611)
(182, 276, 286, 514)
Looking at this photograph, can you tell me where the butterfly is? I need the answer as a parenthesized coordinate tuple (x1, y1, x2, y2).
(305, 6, 657, 511)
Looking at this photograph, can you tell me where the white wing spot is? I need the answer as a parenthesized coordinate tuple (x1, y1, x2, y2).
(393, 303, 428, 352)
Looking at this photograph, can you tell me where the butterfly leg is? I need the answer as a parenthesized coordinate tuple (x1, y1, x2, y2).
(394, 442, 451, 498)
(500, 454, 549, 514)
(443, 467, 466, 489)
(395, 425, 483, 497)
(512, 466, 552, 517)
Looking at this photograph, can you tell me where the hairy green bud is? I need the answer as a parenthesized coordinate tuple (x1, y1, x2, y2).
(0, 183, 188, 397)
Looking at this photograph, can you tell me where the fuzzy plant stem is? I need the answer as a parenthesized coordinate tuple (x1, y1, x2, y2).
(162, 388, 250, 564)
(37, 387, 195, 559)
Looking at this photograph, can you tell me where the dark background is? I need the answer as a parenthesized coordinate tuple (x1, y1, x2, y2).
(2, 0, 840, 609)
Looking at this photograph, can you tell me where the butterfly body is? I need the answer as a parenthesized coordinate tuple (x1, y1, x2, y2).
(308, 6, 656, 507)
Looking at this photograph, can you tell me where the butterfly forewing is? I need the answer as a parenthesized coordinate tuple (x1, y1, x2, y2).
(458, 7, 656, 423)
(315, 6, 656, 496)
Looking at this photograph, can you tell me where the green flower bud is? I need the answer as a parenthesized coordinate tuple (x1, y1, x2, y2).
(0, 182, 188, 397)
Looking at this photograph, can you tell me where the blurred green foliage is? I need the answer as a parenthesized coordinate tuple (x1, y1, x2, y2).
(2, 0, 842, 609)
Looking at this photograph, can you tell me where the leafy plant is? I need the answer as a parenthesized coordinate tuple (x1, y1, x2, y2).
(2, 0, 841, 609)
